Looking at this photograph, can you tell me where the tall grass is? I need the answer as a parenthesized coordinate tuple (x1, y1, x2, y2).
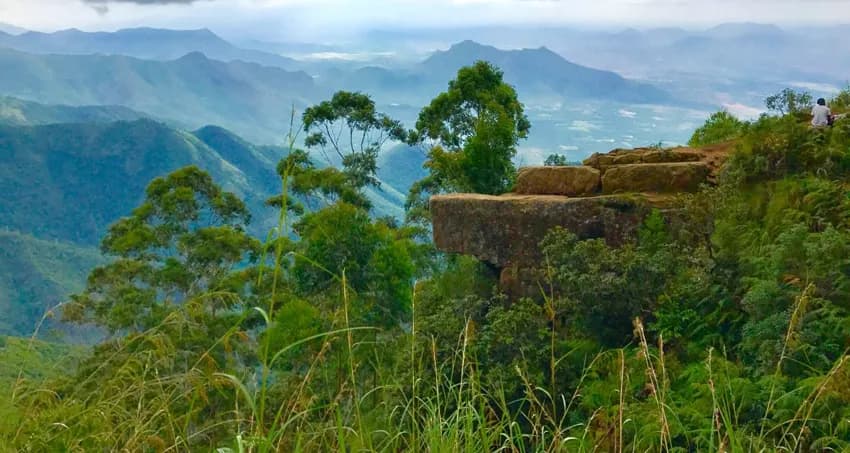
(4, 270, 850, 451)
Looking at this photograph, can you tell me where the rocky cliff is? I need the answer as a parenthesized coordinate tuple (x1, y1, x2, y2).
(430, 142, 733, 297)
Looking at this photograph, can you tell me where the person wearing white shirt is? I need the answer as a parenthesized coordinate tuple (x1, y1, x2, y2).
(811, 98, 832, 127)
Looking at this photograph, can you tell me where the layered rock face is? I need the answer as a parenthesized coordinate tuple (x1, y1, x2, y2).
(515, 166, 601, 196)
(431, 143, 732, 298)
(601, 162, 709, 194)
(431, 193, 657, 269)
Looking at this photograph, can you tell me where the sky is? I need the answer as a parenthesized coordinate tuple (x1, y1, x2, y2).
(2, 0, 849, 41)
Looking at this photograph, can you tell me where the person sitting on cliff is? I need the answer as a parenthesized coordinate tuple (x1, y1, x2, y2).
(811, 98, 833, 127)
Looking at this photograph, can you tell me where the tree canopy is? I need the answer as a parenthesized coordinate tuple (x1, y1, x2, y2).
(64, 166, 260, 333)
(407, 61, 530, 222)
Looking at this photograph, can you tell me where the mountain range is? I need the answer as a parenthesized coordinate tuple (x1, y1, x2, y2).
(0, 28, 678, 143)
(0, 47, 317, 143)
(0, 27, 297, 69)
(0, 95, 146, 126)
(423, 41, 669, 103)
(0, 118, 282, 245)
(0, 23, 26, 35)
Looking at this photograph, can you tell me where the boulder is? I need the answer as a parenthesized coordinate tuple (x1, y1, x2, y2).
(584, 147, 703, 168)
(583, 152, 616, 168)
(641, 149, 703, 164)
(602, 162, 709, 194)
(514, 166, 600, 196)
(430, 193, 657, 268)
(611, 153, 644, 165)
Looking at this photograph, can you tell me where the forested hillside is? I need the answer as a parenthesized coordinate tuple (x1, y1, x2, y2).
(0, 98, 418, 336)
(0, 231, 104, 337)
(0, 118, 281, 244)
(0, 96, 147, 126)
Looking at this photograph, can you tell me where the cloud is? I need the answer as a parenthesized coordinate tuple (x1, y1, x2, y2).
(82, 0, 208, 15)
(84, 0, 202, 4)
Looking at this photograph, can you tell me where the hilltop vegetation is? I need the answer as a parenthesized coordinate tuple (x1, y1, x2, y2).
(3, 57, 850, 450)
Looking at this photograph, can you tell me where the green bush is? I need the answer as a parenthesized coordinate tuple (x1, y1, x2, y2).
(688, 110, 746, 146)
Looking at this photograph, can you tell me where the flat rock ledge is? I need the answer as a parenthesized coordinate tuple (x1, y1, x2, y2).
(601, 162, 710, 194)
(431, 142, 735, 298)
(515, 166, 601, 196)
(431, 193, 663, 269)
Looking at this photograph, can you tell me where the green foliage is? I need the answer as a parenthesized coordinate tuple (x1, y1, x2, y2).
(9, 86, 850, 453)
(0, 336, 85, 436)
(303, 91, 406, 189)
(723, 113, 850, 182)
(765, 87, 814, 117)
(829, 86, 850, 114)
(543, 153, 580, 166)
(63, 166, 260, 332)
(279, 92, 407, 214)
(407, 61, 530, 222)
(688, 110, 746, 146)
(0, 230, 105, 337)
(262, 298, 323, 365)
(540, 228, 676, 346)
(544, 153, 568, 166)
(272, 149, 373, 211)
(292, 202, 416, 325)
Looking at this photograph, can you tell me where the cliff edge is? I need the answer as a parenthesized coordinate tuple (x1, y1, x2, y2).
(430, 142, 734, 297)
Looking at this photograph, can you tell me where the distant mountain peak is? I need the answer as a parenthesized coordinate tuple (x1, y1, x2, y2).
(446, 40, 491, 51)
(116, 26, 221, 38)
(706, 22, 784, 38)
(176, 51, 211, 62)
(53, 28, 84, 35)
(0, 22, 27, 35)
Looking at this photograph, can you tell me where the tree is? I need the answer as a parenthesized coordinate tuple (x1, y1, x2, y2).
(828, 86, 850, 114)
(544, 154, 579, 166)
(407, 61, 530, 222)
(64, 166, 260, 333)
(300, 91, 406, 203)
(688, 110, 746, 147)
(765, 88, 813, 117)
(292, 201, 416, 325)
